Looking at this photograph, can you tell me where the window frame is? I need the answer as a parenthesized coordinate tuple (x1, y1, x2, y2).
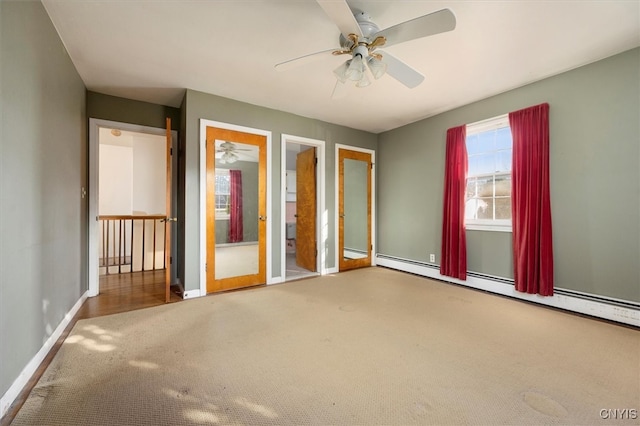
(465, 114, 512, 233)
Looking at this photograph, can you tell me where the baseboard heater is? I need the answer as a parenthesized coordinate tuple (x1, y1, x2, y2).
(375, 253, 639, 327)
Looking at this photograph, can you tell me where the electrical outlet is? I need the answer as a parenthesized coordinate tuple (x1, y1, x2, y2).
(430, 254, 435, 263)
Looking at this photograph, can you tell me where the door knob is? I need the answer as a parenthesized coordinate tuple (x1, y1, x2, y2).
(339, 214, 345, 218)
(259, 215, 267, 221)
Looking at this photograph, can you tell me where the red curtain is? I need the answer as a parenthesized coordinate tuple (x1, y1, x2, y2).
(509, 103, 554, 296)
(229, 170, 243, 243)
(440, 125, 468, 280)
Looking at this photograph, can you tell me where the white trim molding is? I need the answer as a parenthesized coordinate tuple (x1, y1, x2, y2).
(270, 276, 284, 285)
(0, 292, 88, 418)
(182, 289, 202, 299)
(376, 254, 639, 328)
(199, 120, 273, 297)
(281, 134, 327, 281)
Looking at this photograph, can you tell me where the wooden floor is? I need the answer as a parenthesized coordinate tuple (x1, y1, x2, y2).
(0, 270, 182, 426)
(78, 270, 183, 319)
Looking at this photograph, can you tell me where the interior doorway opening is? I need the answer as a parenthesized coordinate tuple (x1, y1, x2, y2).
(282, 135, 326, 282)
(88, 119, 178, 300)
(98, 127, 167, 276)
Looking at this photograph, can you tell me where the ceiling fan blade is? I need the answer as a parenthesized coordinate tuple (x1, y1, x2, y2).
(275, 48, 336, 72)
(375, 9, 456, 48)
(316, 0, 363, 39)
(379, 51, 424, 89)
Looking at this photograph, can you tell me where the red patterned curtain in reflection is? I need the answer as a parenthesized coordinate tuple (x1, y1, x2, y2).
(509, 103, 554, 296)
(229, 170, 243, 243)
(440, 125, 468, 280)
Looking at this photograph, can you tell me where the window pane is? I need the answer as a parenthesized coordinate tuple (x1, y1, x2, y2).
(475, 176, 493, 198)
(476, 130, 496, 150)
(215, 174, 230, 195)
(495, 127, 512, 150)
(496, 149, 512, 172)
(468, 155, 479, 175)
(476, 198, 493, 220)
(465, 198, 481, 219)
(469, 153, 496, 175)
(495, 197, 511, 220)
(466, 178, 477, 200)
(466, 133, 483, 155)
(494, 174, 511, 197)
(215, 195, 229, 210)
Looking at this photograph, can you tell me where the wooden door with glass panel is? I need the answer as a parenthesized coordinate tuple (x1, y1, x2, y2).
(206, 127, 266, 293)
(338, 148, 372, 271)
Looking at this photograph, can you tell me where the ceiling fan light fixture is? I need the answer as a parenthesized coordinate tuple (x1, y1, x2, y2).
(333, 60, 351, 83)
(355, 72, 371, 88)
(346, 53, 365, 81)
(367, 55, 387, 80)
(221, 151, 238, 164)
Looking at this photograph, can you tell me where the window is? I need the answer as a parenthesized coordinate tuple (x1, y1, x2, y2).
(215, 168, 230, 220)
(465, 114, 512, 231)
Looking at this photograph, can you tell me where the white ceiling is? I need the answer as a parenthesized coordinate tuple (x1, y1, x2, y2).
(42, 0, 639, 134)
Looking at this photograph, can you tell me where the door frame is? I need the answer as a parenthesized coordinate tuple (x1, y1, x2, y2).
(335, 144, 376, 271)
(88, 118, 178, 297)
(199, 119, 273, 295)
(280, 134, 326, 279)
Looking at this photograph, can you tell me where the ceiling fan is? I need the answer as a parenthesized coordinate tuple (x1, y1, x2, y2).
(275, 0, 456, 96)
(216, 141, 251, 164)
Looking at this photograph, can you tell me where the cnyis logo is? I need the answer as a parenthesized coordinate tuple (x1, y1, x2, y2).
(599, 409, 638, 420)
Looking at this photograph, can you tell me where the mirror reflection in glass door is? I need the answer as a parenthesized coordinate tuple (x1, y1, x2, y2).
(213, 141, 260, 279)
(343, 158, 368, 260)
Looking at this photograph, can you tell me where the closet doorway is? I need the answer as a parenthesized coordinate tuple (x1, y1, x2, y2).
(282, 135, 326, 281)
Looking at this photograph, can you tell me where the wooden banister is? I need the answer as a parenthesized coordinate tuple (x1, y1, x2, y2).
(99, 215, 166, 220)
(98, 215, 167, 275)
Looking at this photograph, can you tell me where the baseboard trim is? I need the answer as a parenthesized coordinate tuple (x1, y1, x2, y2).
(268, 276, 284, 285)
(1, 291, 88, 418)
(376, 255, 639, 328)
(182, 289, 202, 299)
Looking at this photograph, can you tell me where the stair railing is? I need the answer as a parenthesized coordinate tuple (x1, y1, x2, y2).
(98, 215, 167, 274)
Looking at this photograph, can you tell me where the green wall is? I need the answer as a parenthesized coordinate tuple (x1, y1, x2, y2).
(0, 0, 87, 399)
(182, 89, 377, 291)
(87, 91, 181, 131)
(377, 48, 640, 303)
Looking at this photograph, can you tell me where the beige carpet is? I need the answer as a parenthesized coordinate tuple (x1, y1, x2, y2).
(11, 267, 640, 425)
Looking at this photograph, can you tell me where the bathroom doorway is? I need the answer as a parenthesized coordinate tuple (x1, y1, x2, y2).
(281, 135, 326, 281)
